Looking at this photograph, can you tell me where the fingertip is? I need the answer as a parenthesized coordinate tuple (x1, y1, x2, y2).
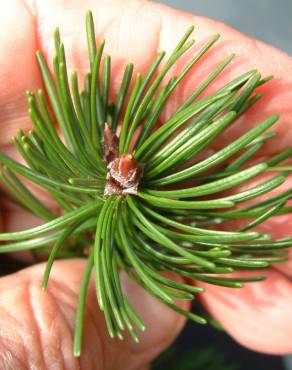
(17, 260, 189, 367)
(120, 270, 189, 355)
(198, 270, 292, 354)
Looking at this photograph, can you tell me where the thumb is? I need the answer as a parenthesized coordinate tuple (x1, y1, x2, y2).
(0, 259, 188, 370)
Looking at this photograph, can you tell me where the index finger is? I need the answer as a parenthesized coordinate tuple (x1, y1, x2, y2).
(1, 0, 292, 153)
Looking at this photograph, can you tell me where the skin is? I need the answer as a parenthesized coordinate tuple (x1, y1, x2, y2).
(0, 0, 292, 368)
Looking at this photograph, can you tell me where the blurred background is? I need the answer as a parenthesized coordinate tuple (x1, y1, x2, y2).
(159, 0, 292, 53)
(156, 1, 292, 369)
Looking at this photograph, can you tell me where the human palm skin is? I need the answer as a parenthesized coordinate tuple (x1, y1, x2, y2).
(0, 0, 292, 369)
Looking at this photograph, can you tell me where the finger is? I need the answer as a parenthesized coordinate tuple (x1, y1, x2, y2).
(192, 159, 292, 353)
(44, 0, 291, 154)
(0, 0, 42, 144)
(1, 0, 291, 218)
(212, 172, 292, 277)
(1, 0, 292, 153)
(0, 259, 188, 369)
(198, 270, 292, 354)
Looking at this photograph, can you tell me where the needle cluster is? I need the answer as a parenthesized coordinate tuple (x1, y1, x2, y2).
(0, 11, 291, 356)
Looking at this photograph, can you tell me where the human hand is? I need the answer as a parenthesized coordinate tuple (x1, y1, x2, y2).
(0, 0, 292, 368)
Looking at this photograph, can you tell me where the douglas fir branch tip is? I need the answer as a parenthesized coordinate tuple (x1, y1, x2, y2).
(0, 10, 291, 357)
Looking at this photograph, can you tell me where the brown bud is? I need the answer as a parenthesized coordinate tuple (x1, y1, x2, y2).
(103, 123, 119, 163)
(105, 154, 143, 196)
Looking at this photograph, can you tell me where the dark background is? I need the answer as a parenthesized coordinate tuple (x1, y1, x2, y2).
(158, 1, 292, 369)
